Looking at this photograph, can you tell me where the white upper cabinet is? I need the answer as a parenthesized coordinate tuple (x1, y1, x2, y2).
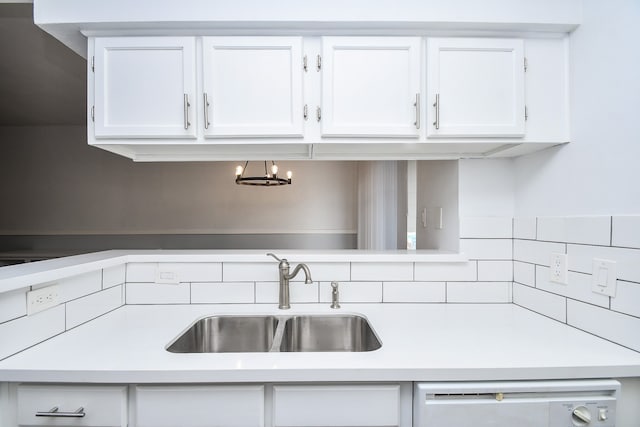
(202, 37, 304, 137)
(320, 37, 421, 138)
(426, 38, 525, 138)
(94, 37, 197, 138)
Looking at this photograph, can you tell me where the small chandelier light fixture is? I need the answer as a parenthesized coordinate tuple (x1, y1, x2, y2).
(235, 161, 292, 186)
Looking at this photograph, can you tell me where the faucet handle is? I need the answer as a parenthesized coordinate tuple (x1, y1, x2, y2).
(267, 253, 282, 262)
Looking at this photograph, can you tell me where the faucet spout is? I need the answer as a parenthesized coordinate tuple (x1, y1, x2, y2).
(286, 263, 313, 284)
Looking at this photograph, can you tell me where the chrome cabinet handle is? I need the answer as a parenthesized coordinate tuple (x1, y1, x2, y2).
(36, 407, 85, 418)
(203, 93, 210, 129)
(183, 94, 191, 130)
(433, 93, 439, 130)
(414, 93, 420, 129)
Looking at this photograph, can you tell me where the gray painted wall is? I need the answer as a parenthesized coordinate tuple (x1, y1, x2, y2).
(0, 126, 358, 249)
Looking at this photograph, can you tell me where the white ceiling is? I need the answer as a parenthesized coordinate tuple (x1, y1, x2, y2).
(0, 3, 85, 126)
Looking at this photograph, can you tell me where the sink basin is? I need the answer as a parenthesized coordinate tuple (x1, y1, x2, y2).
(279, 315, 382, 352)
(166, 314, 381, 353)
(166, 315, 278, 353)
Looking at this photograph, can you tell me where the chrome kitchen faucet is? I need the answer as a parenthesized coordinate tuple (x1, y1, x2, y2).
(267, 253, 313, 309)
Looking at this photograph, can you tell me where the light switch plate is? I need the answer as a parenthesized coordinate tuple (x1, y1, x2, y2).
(549, 253, 568, 284)
(592, 258, 617, 297)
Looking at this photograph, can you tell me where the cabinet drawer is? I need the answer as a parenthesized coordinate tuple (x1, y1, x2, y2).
(273, 384, 401, 427)
(17, 385, 127, 427)
(135, 385, 264, 427)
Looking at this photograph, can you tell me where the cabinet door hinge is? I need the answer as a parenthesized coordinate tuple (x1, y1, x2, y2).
(303, 55, 308, 72)
(316, 54, 322, 71)
(316, 106, 322, 122)
(91, 105, 95, 122)
(91, 56, 95, 73)
(524, 105, 528, 121)
(303, 104, 308, 120)
(524, 57, 528, 72)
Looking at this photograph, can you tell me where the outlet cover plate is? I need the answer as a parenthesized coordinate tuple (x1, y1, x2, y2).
(550, 253, 568, 284)
(27, 285, 60, 315)
(592, 258, 617, 297)
(156, 267, 179, 285)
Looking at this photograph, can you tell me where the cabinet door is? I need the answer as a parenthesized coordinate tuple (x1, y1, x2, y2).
(134, 385, 264, 427)
(94, 37, 197, 138)
(321, 37, 421, 138)
(273, 384, 402, 427)
(202, 37, 304, 137)
(426, 38, 525, 138)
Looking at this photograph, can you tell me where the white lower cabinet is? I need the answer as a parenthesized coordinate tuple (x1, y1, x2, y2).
(8, 382, 411, 427)
(134, 385, 265, 427)
(16, 384, 128, 427)
(273, 384, 412, 427)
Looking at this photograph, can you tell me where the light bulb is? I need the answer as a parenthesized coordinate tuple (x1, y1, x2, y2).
(286, 170, 292, 179)
(271, 164, 279, 175)
(235, 165, 243, 176)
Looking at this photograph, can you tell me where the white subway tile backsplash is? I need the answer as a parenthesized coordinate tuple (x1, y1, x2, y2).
(513, 261, 535, 287)
(477, 261, 513, 281)
(351, 262, 413, 281)
(126, 263, 157, 282)
(611, 280, 640, 318)
(513, 239, 565, 266)
(567, 299, 640, 352)
(34, 271, 102, 304)
(538, 217, 611, 246)
(513, 283, 566, 322)
(0, 305, 65, 360)
(537, 217, 567, 242)
(565, 216, 611, 246)
(319, 281, 382, 303)
(103, 265, 126, 289)
(125, 283, 190, 304)
(191, 282, 255, 304)
(446, 282, 512, 303)
(223, 263, 278, 282)
(459, 239, 512, 260)
(612, 216, 640, 249)
(567, 244, 640, 283)
(513, 217, 537, 240)
(305, 263, 350, 281)
(383, 282, 445, 303)
(0, 288, 27, 324)
(460, 217, 512, 238)
(535, 266, 609, 308)
(66, 286, 123, 329)
(256, 281, 319, 304)
(414, 262, 477, 282)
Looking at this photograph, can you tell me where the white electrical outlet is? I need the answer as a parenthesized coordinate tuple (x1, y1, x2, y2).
(156, 268, 179, 284)
(549, 253, 568, 284)
(26, 285, 60, 315)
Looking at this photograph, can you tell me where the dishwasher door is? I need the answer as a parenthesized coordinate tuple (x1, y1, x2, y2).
(414, 379, 619, 427)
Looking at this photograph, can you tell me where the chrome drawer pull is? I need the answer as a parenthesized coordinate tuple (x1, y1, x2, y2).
(433, 93, 440, 130)
(183, 93, 191, 129)
(36, 406, 86, 418)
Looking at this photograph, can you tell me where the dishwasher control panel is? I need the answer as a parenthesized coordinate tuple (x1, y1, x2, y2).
(549, 400, 616, 427)
(414, 379, 620, 427)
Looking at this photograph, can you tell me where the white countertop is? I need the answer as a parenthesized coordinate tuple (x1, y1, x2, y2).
(1, 303, 639, 383)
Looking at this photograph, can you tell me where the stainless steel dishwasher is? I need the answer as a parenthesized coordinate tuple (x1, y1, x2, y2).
(414, 379, 619, 427)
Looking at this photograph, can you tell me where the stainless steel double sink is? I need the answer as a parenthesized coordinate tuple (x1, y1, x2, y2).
(166, 314, 381, 353)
